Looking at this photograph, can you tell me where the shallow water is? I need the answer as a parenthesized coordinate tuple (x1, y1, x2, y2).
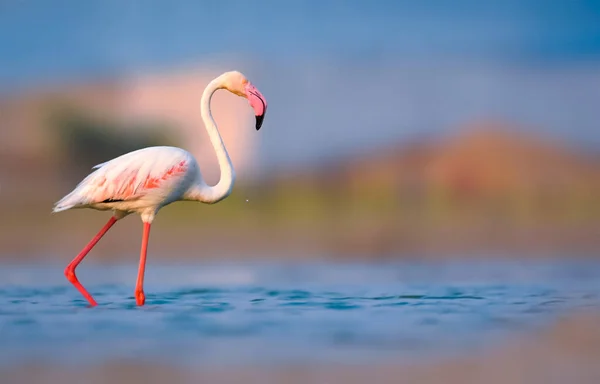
(0, 259, 599, 367)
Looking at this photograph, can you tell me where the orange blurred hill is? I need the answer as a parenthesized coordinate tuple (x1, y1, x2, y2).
(301, 121, 600, 201)
(259, 121, 599, 258)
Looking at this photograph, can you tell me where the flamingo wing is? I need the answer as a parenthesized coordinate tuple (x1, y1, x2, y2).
(53, 146, 193, 212)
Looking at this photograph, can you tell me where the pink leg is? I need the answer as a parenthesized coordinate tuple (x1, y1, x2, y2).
(135, 222, 151, 306)
(65, 216, 118, 306)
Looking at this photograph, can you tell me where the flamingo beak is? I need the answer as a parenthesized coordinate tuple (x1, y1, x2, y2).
(255, 114, 265, 130)
(245, 82, 267, 130)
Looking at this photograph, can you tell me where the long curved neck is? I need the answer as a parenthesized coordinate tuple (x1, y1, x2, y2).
(187, 77, 236, 204)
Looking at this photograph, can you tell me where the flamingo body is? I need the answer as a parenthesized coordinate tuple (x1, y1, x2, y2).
(54, 146, 199, 222)
(53, 70, 268, 307)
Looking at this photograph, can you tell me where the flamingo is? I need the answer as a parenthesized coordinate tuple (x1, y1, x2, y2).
(52, 70, 267, 307)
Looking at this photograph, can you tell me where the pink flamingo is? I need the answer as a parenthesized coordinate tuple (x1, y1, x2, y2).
(53, 71, 267, 307)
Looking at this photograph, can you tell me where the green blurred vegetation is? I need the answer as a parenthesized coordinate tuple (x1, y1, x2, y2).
(159, 175, 600, 230)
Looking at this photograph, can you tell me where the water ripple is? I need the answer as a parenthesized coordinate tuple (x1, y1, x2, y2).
(0, 261, 599, 368)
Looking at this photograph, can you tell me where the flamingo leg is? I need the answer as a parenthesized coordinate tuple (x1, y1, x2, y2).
(65, 216, 118, 306)
(135, 222, 151, 306)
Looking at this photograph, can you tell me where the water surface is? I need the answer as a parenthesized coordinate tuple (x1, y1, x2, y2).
(0, 259, 599, 367)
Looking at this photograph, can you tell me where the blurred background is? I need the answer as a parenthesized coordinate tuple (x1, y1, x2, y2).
(1, 0, 598, 262)
(2, 1, 600, 383)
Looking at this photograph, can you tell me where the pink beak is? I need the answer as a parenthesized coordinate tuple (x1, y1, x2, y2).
(245, 82, 267, 130)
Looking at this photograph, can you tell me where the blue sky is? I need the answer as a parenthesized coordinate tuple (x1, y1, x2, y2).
(2, 0, 600, 85)
(1, 1, 600, 168)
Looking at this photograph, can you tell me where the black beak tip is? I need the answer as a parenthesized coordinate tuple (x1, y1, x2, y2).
(255, 114, 264, 130)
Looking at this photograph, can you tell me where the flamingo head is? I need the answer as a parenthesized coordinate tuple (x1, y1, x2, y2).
(220, 71, 267, 130)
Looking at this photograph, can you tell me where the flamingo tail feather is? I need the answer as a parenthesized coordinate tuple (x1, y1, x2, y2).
(52, 191, 86, 213)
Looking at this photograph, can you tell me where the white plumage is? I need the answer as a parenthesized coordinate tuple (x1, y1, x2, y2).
(53, 146, 197, 217)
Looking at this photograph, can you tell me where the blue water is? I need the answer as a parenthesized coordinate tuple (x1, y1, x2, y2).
(0, 259, 599, 368)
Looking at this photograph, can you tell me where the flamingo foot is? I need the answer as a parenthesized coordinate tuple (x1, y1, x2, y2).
(135, 290, 146, 306)
(65, 267, 98, 307)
